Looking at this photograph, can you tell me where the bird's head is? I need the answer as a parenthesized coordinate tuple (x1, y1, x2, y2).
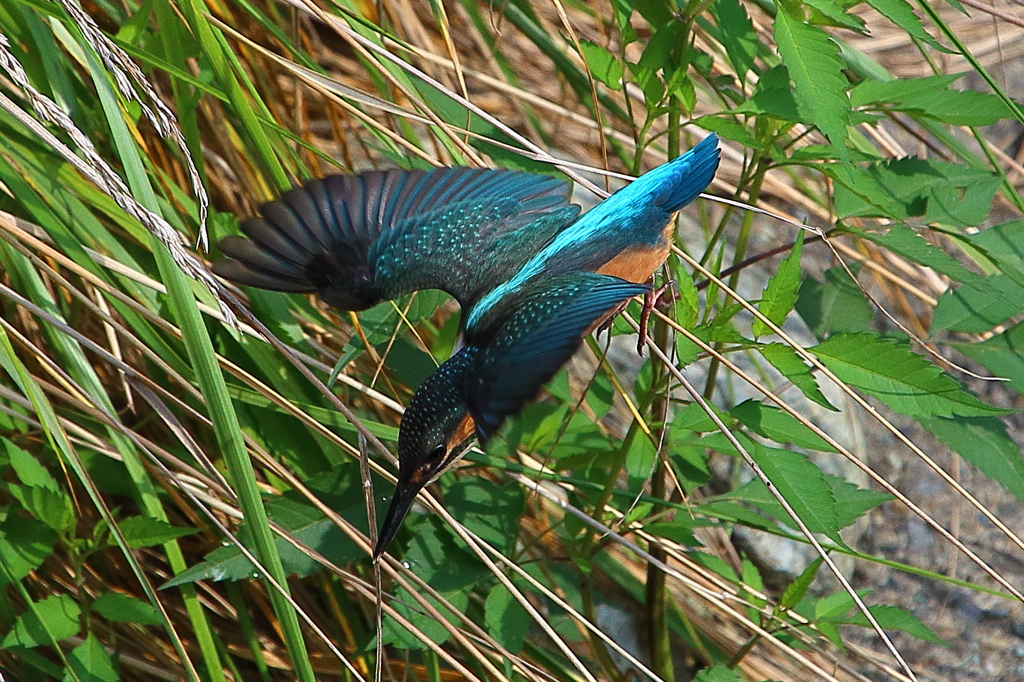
(373, 350, 479, 561)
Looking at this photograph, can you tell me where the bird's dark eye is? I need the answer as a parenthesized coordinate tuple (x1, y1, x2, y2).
(428, 445, 446, 462)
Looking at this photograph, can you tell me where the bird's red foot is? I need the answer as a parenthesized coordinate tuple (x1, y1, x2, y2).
(637, 281, 673, 355)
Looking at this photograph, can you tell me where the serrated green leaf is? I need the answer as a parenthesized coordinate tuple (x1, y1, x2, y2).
(694, 114, 759, 148)
(919, 416, 1024, 501)
(863, 0, 945, 51)
(730, 469, 886, 531)
(485, 584, 530, 653)
(676, 324, 713, 366)
(761, 343, 837, 410)
(445, 479, 524, 553)
(713, 0, 758, 77)
(969, 220, 1024, 271)
(736, 65, 803, 121)
(780, 558, 824, 610)
(731, 399, 837, 452)
(0, 517, 57, 585)
(7, 484, 74, 534)
(796, 266, 874, 337)
(579, 40, 624, 90)
(2, 594, 81, 648)
(676, 272, 700, 328)
(932, 275, 1024, 333)
(811, 333, 1007, 418)
(627, 433, 657, 483)
(64, 633, 118, 682)
(774, 8, 850, 167)
(827, 475, 893, 526)
(803, 0, 866, 31)
(382, 523, 487, 648)
(833, 158, 1000, 226)
(863, 224, 976, 282)
(118, 516, 196, 549)
(754, 231, 804, 338)
(748, 444, 842, 544)
(850, 74, 961, 108)
(92, 591, 164, 626)
(840, 605, 947, 645)
(163, 498, 362, 587)
(637, 20, 683, 72)
(3, 441, 59, 491)
(955, 322, 1024, 395)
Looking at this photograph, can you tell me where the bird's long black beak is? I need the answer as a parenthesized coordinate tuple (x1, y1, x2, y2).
(372, 480, 421, 562)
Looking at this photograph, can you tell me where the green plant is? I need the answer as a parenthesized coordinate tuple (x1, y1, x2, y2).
(0, 0, 1021, 680)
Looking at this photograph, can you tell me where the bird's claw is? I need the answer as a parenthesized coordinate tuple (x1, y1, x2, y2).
(637, 280, 674, 355)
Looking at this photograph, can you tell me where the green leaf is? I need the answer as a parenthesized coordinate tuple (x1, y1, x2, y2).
(737, 66, 803, 121)
(713, 0, 758, 78)
(6, 484, 74, 534)
(840, 605, 947, 645)
(118, 516, 196, 549)
(969, 220, 1024, 271)
(445, 479, 525, 553)
(382, 523, 487, 648)
(485, 584, 530, 653)
(955, 322, 1024, 395)
(2, 594, 81, 648)
(862, 0, 945, 52)
(754, 231, 804, 338)
(645, 517, 713, 547)
(827, 475, 893, 527)
(730, 399, 837, 452)
(802, 0, 865, 31)
(637, 20, 683, 72)
(730, 468, 889, 531)
(850, 74, 961, 108)
(931, 275, 1024, 333)
(676, 324, 714, 366)
(579, 40, 624, 90)
(164, 497, 362, 587)
(0, 517, 57, 585)
(780, 558, 824, 610)
(833, 158, 1000, 226)
(693, 114, 759, 148)
(761, 343, 837, 410)
(796, 266, 874, 337)
(611, 0, 637, 44)
(676, 271, 700, 328)
(811, 333, 1007, 418)
(3, 441, 58, 491)
(747, 445, 842, 544)
(774, 7, 851, 167)
(918, 416, 1024, 501)
(92, 591, 164, 626)
(862, 224, 976, 282)
(692, 664, 744, 681)
(63, 633, 119, 682)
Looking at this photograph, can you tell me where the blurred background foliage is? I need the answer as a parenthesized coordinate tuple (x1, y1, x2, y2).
(0, 0, 1023, 679)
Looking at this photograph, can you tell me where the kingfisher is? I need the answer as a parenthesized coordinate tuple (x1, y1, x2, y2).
(213, 135, 720, 559)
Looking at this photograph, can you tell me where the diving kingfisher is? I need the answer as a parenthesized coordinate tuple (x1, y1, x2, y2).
(213, 134, 720, 560)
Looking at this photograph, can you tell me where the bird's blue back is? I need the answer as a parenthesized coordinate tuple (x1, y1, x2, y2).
(467, 134, 720, 329)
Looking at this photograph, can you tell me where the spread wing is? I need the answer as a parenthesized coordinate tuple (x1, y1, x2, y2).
(463, 272, 648, 439)
(213, 167, 579, 311)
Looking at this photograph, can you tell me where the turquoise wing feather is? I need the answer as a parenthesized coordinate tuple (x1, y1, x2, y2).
(463, 272, 649, 438)
(468, 134, 720, 329)
(213, 167, 579, 311)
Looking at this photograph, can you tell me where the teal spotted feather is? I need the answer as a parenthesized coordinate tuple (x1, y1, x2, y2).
(214, 167, 579, 312)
